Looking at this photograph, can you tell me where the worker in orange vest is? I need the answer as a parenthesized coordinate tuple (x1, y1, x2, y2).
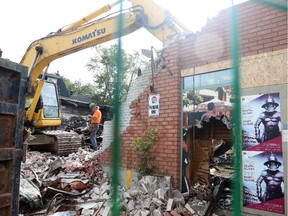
(88, 103, 102, 150)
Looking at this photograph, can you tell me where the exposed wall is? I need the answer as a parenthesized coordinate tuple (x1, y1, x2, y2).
(100, 0, 287, 192)
(100, 44, 183, 187)
(100, 64, 154, 165)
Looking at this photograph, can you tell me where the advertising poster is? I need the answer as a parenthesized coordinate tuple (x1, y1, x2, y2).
(242, 151, 285, 214)
(241, 93, 282, 152)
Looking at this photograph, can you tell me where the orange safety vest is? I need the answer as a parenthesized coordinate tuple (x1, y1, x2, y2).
(91, 110, 101, 124)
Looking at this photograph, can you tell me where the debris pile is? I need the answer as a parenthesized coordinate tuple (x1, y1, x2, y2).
(19, 148, 108, 215)
(21, 113, 235, 215)
(19, 148, 233, 216)
(207, 118, 234, 215)
(120, 176, 195, 216)
(185, 148, 234, 216)
(63, 116, 89, 133)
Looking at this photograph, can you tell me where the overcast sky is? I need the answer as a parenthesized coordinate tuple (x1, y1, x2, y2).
(1, 0, 247, 83)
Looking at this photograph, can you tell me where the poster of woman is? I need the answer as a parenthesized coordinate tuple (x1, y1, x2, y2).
(241, 93, 282, 151)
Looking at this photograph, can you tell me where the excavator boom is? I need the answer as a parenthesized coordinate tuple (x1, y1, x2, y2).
(21, 0, 188, 154)
(21, 0, 187, 91)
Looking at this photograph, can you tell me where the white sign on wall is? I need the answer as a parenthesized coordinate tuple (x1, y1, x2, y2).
(148, 94, 160, 116)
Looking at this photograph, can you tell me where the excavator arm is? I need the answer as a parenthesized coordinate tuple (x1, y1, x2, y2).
(21, 0, 188, 126)
(129, 0, 188, 41)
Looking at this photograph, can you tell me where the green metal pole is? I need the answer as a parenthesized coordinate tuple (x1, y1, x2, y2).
(229, 1, 242, 216)
(111, 1, 124, 215)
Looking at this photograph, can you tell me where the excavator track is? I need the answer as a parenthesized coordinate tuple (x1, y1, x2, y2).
(28, 130, 82, 155)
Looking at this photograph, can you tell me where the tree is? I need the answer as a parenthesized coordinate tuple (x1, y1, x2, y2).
(63, 77, 100, 101)
(86, 45, 147, 106)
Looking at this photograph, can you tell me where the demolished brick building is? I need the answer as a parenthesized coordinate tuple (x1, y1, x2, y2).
(99, 1, 287, 215)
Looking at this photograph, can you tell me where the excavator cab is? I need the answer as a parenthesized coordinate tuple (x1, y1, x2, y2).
(26, 79, 82, 155)
(25, 79, 61, 128)
(41, 81, 60, 119)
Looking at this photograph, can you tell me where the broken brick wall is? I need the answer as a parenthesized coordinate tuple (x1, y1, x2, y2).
(99, 0, 287, 189)
(100, 41, 183, 188)
(179, 1, 287, 71)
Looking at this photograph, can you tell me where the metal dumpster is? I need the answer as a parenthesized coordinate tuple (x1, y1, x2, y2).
(0, 58, 27, 216)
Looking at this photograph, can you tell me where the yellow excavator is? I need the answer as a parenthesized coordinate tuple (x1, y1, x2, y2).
(22, 0, 188, 155)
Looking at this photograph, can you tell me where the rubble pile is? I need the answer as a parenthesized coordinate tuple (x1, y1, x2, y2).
(19, 149, 109, 215)
(120, 176, 196, 216)
(19, 149, 230, 216)
(188, 179, 232, 215)
(63, 116, 89, 133)
(19, 132, 235, 216)
(192, 148, 234, 216)
(182, 141, 234, 216)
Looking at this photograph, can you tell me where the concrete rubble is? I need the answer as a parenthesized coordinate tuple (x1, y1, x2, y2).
(19, 144, 233, 215)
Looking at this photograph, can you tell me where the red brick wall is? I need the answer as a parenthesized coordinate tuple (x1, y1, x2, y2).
(180, 1, 287, 69)
(238, 1, 287, 55)
(99, 41, 183, 187)
(99, 1, 287, 189)
(129, 41, 182, 187)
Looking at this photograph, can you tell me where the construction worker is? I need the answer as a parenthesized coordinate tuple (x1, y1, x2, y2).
(88, 103, 102, 150)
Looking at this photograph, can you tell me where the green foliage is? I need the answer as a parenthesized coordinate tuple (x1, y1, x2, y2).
(63, 77, 97, 97)
(86, 45, 147, 106)
(183, 90, 204, 106)
(62, 45, 147, 106)
(132, 128, 159, 177)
